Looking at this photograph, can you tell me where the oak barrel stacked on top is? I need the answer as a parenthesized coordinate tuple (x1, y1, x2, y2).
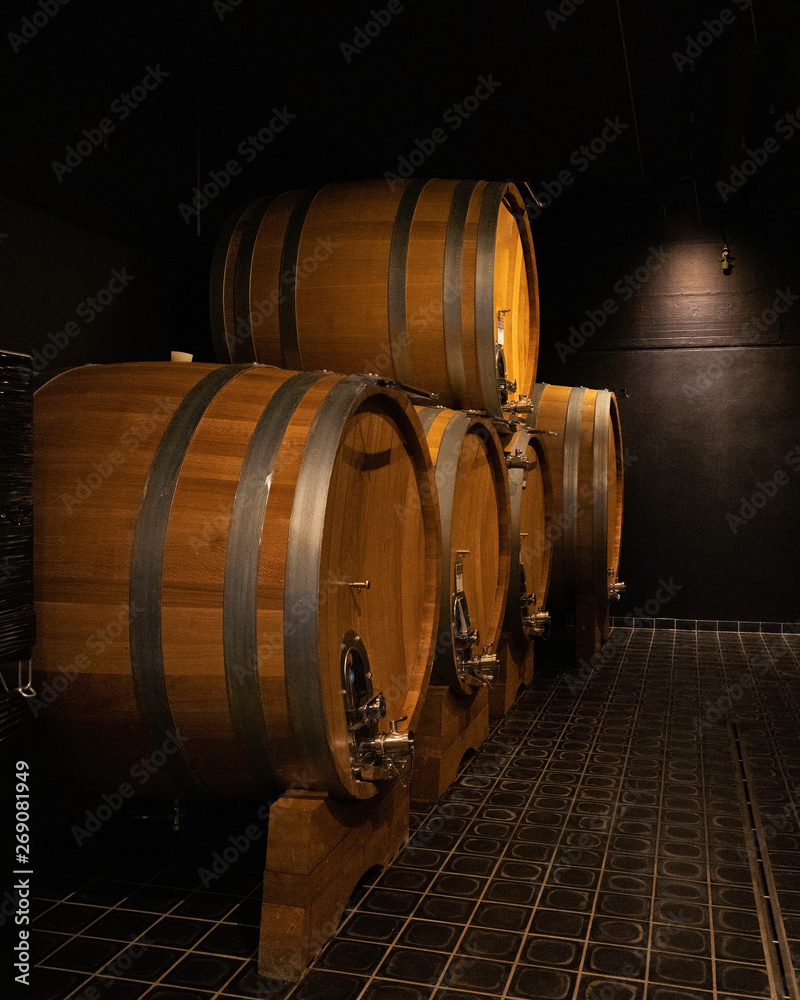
(209, 177, 550, 700)
(33, 363, 441, 801)
(211, 179, 539, 416)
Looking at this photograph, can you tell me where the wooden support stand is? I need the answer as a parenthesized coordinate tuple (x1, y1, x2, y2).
(411, 684, 489, 803)
(489, 635, 534, 722)
(259, 779, 410, 981)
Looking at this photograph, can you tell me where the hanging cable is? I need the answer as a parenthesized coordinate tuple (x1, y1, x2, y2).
(748, 0, 759, 46)
(615, 0, 646, 177)
(692, 176, 703, 228)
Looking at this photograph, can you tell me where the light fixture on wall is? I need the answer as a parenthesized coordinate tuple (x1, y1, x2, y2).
(720, 242, 734, 275)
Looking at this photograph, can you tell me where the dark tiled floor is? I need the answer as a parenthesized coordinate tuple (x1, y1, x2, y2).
(22, 627, 800, 998)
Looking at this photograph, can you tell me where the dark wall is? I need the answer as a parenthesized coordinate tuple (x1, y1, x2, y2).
(539, 343, 800, 623)
(533, 183, 800, 623)
(2, 0, 798, 622)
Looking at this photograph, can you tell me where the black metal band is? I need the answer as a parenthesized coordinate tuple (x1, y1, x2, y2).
(530, 432, 552, 612)
(428, 410, 472, 693)
(209, 203, 246, 364)
(443, 180, 479, 410)
(504, 183, 539, 399)
(610, 393, 624, 582)
(282, 374, 371, 799)
(129, 364, 252, 798)
(279, 187, 320, 370)
(387, 179, 428, 387)
(212, 196, 273, 364)
(593, 390, 612, 606)
(502, 428, 527, 640)
(563, 386, 586, 597)
(223, 370, 326, 792)
(475, 182, 507, 416)
(416, 405, 442, 437)
(227, 195, 276, 365)
(526, 382, 547, 430)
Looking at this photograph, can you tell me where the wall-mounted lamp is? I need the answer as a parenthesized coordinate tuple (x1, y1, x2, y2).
(720, 243, 734, 275)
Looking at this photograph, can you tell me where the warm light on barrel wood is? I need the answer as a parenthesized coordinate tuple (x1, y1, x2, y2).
(503, 427, 552, 642)
(212, 179, 539, 416)
(33, 363, 441, 801)
(417, 406, 510, 695)
(519, 438, 550, 608)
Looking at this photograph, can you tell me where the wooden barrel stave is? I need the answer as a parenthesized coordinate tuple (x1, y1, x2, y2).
(502, 426, 553, 643)
(417, 406, 510, 695)
(34, 363, 441, 801)
(527, 383, 624, 618)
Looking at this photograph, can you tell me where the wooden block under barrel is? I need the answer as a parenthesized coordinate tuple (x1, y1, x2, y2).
(489, 635, 534, 722)
(410, 684, 489, 803)
(259, 779, 410, 981)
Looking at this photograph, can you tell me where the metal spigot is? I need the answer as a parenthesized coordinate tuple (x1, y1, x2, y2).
(363, 718, 414, 760)
(609, 581, 626, 601)
(506, 449, 534, 469)
(524, 610, 551, 637)
(502, 400, 533, 415)
(466, 644, 497, 686)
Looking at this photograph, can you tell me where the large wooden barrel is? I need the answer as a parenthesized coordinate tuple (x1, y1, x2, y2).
(211, 179, 539, 416)
(527, 384, 624, 620)
(501, 426, 553, 643)
(416, 406, 510, 695)
(33, 363, 441, 801)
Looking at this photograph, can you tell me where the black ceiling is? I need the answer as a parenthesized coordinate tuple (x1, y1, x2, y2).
(3, 0, 798, 337)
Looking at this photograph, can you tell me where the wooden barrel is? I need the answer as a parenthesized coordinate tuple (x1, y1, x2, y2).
(501, 426, 553, 643)
(211, 179, 539, 417)
(33, 363, 441, 801)
(527, 384, 624, 618)
(416, 406, 510, 695)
